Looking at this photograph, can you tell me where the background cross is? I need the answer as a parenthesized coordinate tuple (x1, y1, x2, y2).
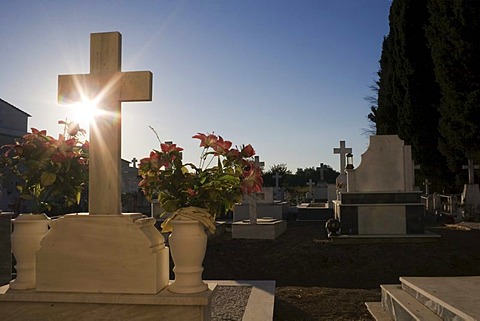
(273, 172, 282, 188)
(333, 141, 352, 174)
(318, 163, 325, 181)
(306, 179, 315, 193)
(58, 32, 152, 215)
(253, 156, 265, 170)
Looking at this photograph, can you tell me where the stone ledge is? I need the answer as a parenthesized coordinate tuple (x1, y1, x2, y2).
(329, 231, 440, 244)
(0, 283, 217, 321)
(231, 220, 287, 239)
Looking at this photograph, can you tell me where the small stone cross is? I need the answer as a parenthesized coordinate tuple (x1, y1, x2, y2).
(318, 163, 325, 182)
(333, 141, 352, 175)
(423, 178, 431, 195)
(131, 157, 138, 168)
(58, 32, 152, 215)
(253, 156, 265, 170)
(273, 172, 282, 188)
(306, 179, 315, 194)
(462, 158, 479, 185)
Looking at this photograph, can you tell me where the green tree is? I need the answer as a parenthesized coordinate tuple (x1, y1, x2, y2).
(427, 0, 480, 186)
(370, 0, 450, 191)
(263, 164, 292, 187)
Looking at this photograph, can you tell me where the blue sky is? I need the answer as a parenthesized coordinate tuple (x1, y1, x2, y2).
(0, 0, 391, 173)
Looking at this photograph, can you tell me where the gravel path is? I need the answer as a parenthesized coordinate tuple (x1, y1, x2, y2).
(211, 285, 252, 321)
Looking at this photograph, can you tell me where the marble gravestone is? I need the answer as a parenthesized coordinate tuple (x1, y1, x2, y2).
(36, 32, 169, 294)
(334, 135, 425, 236)
(0, 31, 218, 321)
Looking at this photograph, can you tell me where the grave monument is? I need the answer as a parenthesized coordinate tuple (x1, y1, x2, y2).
(0, 32, 215, 321)
(332, 135, 435, 239)
(232, 156, 287, 239)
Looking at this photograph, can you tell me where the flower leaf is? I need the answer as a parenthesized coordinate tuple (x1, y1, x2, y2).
(41, 171, 57, 186)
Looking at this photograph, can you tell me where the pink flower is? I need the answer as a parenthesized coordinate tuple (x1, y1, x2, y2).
(160, 143, 183, 153)
(193, 133, 218, 148)
(241, 144, 255, 157)
(212, 136, 232, 155)
(241, 164, 263, 194)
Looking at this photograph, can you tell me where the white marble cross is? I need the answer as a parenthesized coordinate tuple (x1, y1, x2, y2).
(58, 32, 153, 215)
(333, 141, 352, 175)
(462, 158, 479, 185)
(273, 172, 282, 188)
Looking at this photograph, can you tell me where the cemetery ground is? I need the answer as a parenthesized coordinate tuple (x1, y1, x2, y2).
(201, 218, 480, 321)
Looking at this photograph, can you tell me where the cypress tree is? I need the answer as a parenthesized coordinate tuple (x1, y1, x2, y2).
(372, 0, 447, 190)
(426, 0, 480, 186)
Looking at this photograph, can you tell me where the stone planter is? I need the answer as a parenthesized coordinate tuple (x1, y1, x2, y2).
(168, 217, 208, 294)
(10, 213, 50, 290)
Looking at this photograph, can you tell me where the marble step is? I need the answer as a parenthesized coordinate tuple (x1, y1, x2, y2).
(380, 284, 442, 321)
(400, 276, 480, 321)
(365, 301, 393, 321)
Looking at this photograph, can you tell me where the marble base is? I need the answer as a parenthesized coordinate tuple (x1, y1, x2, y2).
(231, 219, 287, 239)
(337, 203, 424, 235)
(233, 203, 288, 221)
(0, 283, 216, 321)
(36, 213, 169, 294)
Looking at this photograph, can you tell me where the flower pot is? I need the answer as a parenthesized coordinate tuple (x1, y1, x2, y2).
(168, 217, 208, 294)
(10, 213, 50, 290)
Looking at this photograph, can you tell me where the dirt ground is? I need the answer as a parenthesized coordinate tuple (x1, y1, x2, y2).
(200, 219, 480, 321)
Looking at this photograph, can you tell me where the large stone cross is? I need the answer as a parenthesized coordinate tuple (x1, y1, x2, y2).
(58, 32, 152, 215)
(333, 140, 352, 175)
(462, 158, 479, 185)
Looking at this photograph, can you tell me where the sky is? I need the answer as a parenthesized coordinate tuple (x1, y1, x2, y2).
(0, 0, 391, 173)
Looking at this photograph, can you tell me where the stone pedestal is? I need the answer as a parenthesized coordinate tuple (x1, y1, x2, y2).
(231, 218, 287, 239)
(0, 283, 216, 321)
(233, 202, 288, 221)
(36, 213, 169, 294)
(335, 192, 424, 235)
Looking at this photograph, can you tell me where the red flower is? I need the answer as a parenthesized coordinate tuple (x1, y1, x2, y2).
(187, 188, 198, 196)
(193, 133, 218, 148)
(241, 144, 255, 157)
(241, 164, 263, 194)
(226, 148, 241, 160)
(160, 143, 183, 153)
(212, 136, 232, 155)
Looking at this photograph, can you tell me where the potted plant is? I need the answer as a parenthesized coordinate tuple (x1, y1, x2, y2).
(0, 120, 89, 289)
(138, 132, 263, 293)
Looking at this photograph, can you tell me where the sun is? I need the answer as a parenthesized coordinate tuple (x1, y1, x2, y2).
(69, 98, 100, 130)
